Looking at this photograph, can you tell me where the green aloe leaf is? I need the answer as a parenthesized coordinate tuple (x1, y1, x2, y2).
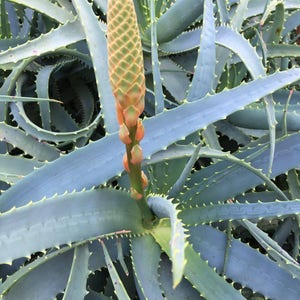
(151, 220, 244, 299)
(148, 196, 187, 287)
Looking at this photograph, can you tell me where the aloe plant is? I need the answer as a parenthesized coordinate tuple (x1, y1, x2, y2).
(1, 0, 300, 299)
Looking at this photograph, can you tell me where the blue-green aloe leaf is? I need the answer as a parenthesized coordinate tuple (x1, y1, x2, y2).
(0, 233, 131, 297)
(216, 0, 229, 24)
(63, 245, 90, 300)
(8, 0, 75, 23)
(0, 154, 44, 184)
(181, 199, 300, 224)
(168, 143, 201, 199)
(100, 239, 130, 300)
(10, 102, 101, 143)
(0, 251, 74, 300)
(0, 95, 61, 103)
(216, 26, 276, 175)
(72, 0, 118, 133)
(282, 10, 300, 37)
(239, 219, 300, 280)
(192, 147, 287, 200)
(0, 19, 84, 69)
(35, 64, 57, 131)
(189, 225, 300, 300)
(1, 68, 300, 211)
(0, 122, 60, 161)
(148, 0, 164, 114)
(230, 0, 250, 31)
(158, 257, 202, 299)
(144, 0, 204, 43)
(0, 188, 144, 263)
(228, 102, 300, 131)
(187, 0, 215, 101)
(131, 235, 163, 299)
(181, 133, 300, 206)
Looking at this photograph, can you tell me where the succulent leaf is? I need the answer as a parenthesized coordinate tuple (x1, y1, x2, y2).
(131, 235, 163, 299)
(148, 196, 187, 288)
(189, 225, 300, 300)
(151, 220, 244, 299)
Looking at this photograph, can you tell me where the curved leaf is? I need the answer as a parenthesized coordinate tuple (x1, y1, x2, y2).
(10, 102, 101, 142)
(1, 251, 73, 300)
(144, 0, 204, 43)
(187, 0, 216, 101)
(0, 19, 84, 69)
(148, 196, 187, 287)
(8, 0, 75, 23)
(0, 122, 60, 161)
(72, 0, 118, 133)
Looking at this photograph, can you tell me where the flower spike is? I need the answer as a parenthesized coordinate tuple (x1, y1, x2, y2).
(107, 0, 154, 226)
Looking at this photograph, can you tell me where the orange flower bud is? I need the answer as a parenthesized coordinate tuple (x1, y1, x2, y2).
(135, 119, 144, 141)
(135, 97, 145, 115)
(130, 187, 143, 200)
(141, 171, 148, 188)
(130, 144, 143, 164)
(124, 105, 140, 127)
(119, 123, 132, 144)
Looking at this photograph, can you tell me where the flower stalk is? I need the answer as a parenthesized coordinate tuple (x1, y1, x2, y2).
(107, 0, 155, 226)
